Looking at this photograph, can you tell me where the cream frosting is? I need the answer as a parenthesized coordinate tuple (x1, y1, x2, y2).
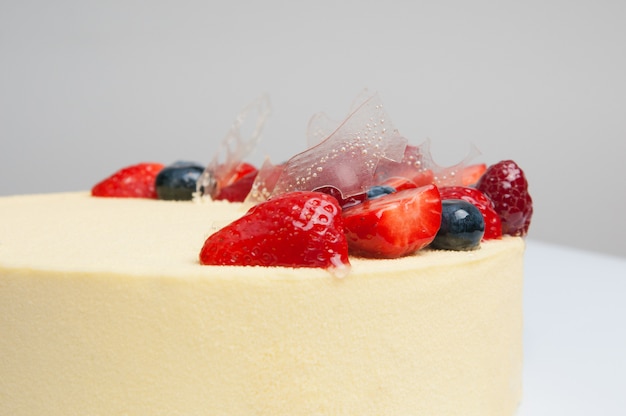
(0, 192, 524, 415)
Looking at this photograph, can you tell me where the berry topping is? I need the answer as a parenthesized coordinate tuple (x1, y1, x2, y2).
(461, 163, 487, 186)
(215, 162, 259, 202)
(342, 184, 442, 258)
(218, 162, 258, 189)
(155, 161, 204, 201)
(439, 186, 502, 240)
(199, 191, 350, 275)
(476, 160, 533, 236)
(379, 176, 418, 192)
(312, 185, 366, 210)
(91, 162, 164, 198)
(366, 185, 396, 200)
(431, 199, 485, 251)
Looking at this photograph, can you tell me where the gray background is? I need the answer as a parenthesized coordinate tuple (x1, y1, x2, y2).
(2, 0, 625, 258)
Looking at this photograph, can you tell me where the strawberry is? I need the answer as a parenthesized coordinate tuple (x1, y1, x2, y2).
(199, 191, 350, 274)
(379, 176, 418, 192)
(215, 169, 258, 202)
(461, 163, 487, 186)
(312, 185, 367, 210)
(476, 160, 533, 236)
(217, 162, 258, 189)
(208, 161, 259, 202)
(91, 162, 164, 198)
(439, 186, 502, 240)
(342, 184, 442, 258)
(410, 169, 436, 187)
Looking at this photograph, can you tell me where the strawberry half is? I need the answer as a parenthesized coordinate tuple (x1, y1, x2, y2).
(91, 162, 164, 198)
(461, 163, 487, 186)
(379, 176, 419, 192)
(439, 186, 502, 240)
(215, 169, 258, 202)
(217, 162, 257, 189)
(209, 161, 259, 202)
(342, 184, 442, 258)
(199, 191, 350, 274)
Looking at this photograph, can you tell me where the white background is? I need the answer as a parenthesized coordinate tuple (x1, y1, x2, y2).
(519, 239, 626, 415)
(1, 0, 625, 258)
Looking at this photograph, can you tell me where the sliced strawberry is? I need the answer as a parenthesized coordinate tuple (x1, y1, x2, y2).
(379, 176, 418, 192)
(218, 162, 258, 188)
(312, 185, 367, 210)
(476, 160, 533, 236)
(410, 169, 435, 187)
(215, 169, 258, 202)
(91, 162, 164, 198)
(439, 186, 502, 240)
(461, 163, 487, 186)
(342, 184, 442, 258)
(199, 191, 350, 274)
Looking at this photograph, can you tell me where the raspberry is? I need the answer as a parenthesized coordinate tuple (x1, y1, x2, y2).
(476, 160, 533, 236)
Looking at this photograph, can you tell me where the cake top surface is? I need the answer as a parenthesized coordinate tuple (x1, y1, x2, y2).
(0, 192, 524, 280)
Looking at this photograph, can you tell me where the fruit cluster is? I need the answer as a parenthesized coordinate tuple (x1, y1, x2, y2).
(91, 158, 533, 275)
(91, 160, 258, 203)
(91, 92, 532, 275)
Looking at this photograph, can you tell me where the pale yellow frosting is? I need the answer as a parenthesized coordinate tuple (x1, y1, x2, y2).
(0, 192, 524, 415)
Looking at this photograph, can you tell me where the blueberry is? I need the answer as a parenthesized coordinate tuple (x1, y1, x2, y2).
(431, 199, 485, 251)
(366, 185, 396, 199)
(155, 161, 205, 200)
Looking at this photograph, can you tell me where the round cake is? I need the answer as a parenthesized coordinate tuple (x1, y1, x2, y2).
(0, 192, 524, 415)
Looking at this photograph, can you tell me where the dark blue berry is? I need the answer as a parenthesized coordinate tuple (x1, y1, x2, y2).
(431, 199, 485, 251)
(366, 185, 396, 200)
(155, 161, 205, 200)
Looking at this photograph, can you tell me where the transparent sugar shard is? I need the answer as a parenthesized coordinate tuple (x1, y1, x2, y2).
(306, 89, 377, 148)
(372, 138, 481, 188)
(195, 94, 271, 200)
(421, 139, 482, 187)
(244, 158, 284, 204)
(306, 112, 339, 148)
(271, 93, 407, 199)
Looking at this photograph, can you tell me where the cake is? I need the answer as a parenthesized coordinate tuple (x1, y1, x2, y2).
(0, 93, 532, 415)
(0, 192, 524, 415)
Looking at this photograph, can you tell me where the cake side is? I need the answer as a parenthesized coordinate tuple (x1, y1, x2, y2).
(0, 192, 524, 415)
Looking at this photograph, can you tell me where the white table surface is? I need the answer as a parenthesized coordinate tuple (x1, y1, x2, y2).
(517, 239, 626, 415)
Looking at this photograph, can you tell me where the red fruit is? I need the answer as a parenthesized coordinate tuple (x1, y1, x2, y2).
(476, 160, 533, 236)
(215, 169, 258, 202)
(312, 185, 367, 210)
(342, 184, 442, 258)
(461, 163, 487, 186)
(218, 162, 257, 188)
(199, 191, 350, 274)
(211, 161, 259, 202)
(91, 162, 164, 198)
(380, 176, 418, 192)
(439, 186, 502, 240)
(409, 169, 435, 187)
